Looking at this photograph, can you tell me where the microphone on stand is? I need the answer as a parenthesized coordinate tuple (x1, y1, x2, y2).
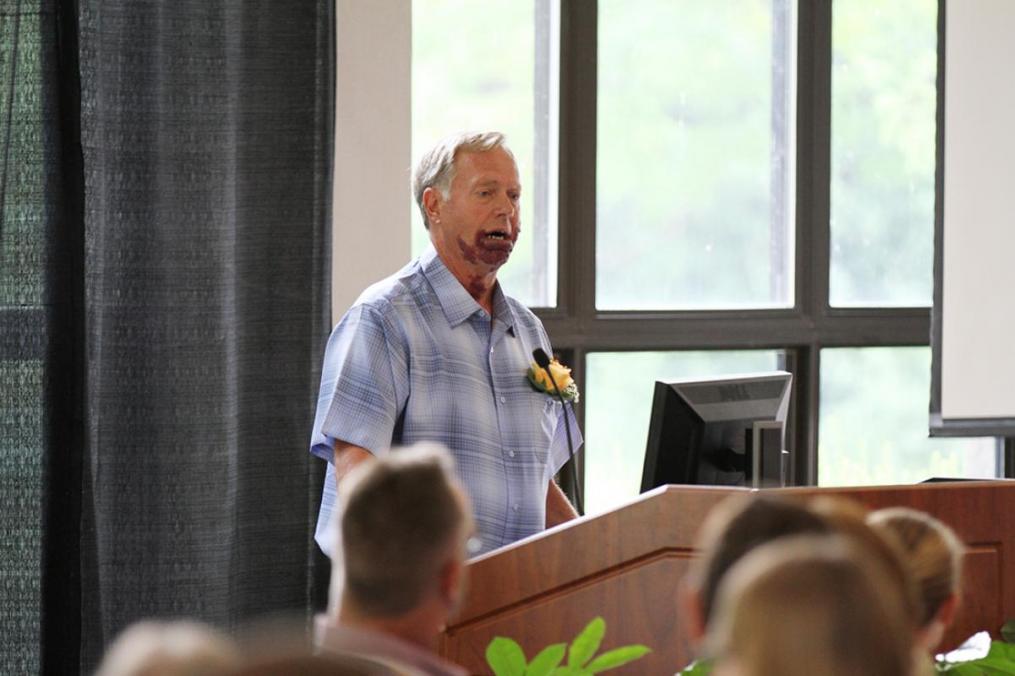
(533, 347, 583, 516)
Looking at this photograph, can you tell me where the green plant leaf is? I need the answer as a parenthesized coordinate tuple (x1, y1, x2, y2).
(1002, 619, 1015, 644)
(936, 664, 1010, 675)
(487, 637, 527, 676)
(677, 659, 713, 675)
(585, 645, 652, 673)
(526, 643, 567, 676)
(568, 617, 606, 668)
(984, 639, 1015, 663)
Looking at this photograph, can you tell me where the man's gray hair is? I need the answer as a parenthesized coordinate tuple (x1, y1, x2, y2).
(338, 443, 469, 617)
(412, 131, 513, 230)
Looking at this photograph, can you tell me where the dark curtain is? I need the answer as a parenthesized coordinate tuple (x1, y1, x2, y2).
(2, 0, 333, 673)
(1, 1, 66, 673)
(75, 1, 333, 670)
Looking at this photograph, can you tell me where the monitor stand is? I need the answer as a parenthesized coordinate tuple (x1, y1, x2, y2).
(747, 421, 787, 488)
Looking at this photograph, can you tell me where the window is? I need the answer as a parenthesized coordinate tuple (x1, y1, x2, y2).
(819, 348, 997, 485)
(829, 0, 938, 306)
(584, 350, 781, 513)
(597, 0, 795, 309)
(410, 0, 1003, 513)
(411, 0, 559, 308)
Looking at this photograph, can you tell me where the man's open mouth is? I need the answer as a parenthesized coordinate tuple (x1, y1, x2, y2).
(475, 230, 515, 260)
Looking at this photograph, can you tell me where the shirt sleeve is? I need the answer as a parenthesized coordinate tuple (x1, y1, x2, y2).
(309, 302, 409, 462)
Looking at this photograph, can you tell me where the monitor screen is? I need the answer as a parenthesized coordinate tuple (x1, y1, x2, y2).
(640, 371, 792, 491)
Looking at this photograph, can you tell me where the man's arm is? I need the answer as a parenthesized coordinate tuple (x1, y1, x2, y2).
(546, 479, 579, 528)
(333, 440, 374, 482)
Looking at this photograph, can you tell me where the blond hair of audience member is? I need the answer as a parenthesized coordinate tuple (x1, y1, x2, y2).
(95, 620, 240, 676)
(326, 443, 473, 671)
(681, 494, 832, 642)
(808, 496, 923, 630)
(868, 507, 965, 652)
(707, 536, 916, 676)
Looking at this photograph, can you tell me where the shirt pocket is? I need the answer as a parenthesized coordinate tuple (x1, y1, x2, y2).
(539, 396, 563, 446)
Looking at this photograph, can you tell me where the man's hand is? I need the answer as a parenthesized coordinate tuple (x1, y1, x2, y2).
(546, 479, 579, 528)
(333, 440, 374, 482)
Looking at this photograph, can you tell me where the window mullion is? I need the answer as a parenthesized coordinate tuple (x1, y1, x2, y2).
(558, 0, 597, 321)
(795, 0, 833, 329)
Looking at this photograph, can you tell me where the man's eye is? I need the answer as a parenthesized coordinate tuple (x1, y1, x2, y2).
(509, 193, 520, 202)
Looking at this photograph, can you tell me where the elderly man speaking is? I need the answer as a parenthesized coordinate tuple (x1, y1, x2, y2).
(309, 132, 581, 557)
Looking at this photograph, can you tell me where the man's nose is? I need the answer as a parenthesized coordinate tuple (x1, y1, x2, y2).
(495, 193, 517, 219)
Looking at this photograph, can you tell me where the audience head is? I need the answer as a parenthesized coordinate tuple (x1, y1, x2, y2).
(337, 443, 473, 626)
(683, 494, 832, 639)
(808, 497, 922, 629)
(868, 507, 964, 651)
(95, 620, 240, 676)
(706, 536, 916, 676)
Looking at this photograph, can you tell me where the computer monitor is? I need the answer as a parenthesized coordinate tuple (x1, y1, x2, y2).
(640, 371, 792, 491)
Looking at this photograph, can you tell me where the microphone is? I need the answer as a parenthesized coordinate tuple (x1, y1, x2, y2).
(533, 348, 583, 516)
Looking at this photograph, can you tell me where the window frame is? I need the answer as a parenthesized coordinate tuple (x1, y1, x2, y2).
(539, 0, 1006, 493)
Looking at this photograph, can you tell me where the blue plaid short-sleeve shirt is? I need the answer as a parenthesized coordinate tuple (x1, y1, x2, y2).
(310, 246, 582, 556)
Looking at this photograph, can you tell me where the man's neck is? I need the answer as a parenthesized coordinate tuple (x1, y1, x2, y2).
(434, 249, 499, 316)
(465, 276, 497, 316)
(337, 601, 439, 653)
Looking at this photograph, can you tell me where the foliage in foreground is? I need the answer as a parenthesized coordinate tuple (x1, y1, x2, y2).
(485, 617, 651, 676)
(934, 621, 1015, 674)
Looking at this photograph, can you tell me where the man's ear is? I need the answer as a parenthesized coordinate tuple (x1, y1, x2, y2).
(438, 556, 464, 610)
(679, 580, 708, 646)
(422, 186, 442, 228)
(937, 592, 960, 628)
(918, 593, 961, 653)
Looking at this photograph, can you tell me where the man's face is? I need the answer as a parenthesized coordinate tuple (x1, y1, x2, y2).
(426, 147, 521, 276)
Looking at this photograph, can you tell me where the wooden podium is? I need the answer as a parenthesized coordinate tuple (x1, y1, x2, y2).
(438, 481, 1015, 675)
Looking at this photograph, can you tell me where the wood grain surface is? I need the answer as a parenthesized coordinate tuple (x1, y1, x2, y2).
(439, 481, 1015, 675)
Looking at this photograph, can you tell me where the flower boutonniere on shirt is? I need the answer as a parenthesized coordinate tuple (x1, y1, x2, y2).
(527, 356, 580, 404)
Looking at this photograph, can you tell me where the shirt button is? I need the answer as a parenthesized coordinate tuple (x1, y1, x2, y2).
(512, 504, 519, 512)
(490, 347, 495, 354)
(509, 450, 515, 458)
(499, 396, 506, 404)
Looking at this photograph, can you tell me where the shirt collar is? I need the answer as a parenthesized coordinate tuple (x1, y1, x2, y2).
(315, 615, 468, 676)
(491, 284, 517, 334)
(421, 245, 516, 332)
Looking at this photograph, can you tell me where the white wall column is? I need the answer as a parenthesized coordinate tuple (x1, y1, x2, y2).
(332, 0, 412, 320)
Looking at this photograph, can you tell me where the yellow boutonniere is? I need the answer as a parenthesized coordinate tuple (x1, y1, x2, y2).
(526, 357, 580, 404)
